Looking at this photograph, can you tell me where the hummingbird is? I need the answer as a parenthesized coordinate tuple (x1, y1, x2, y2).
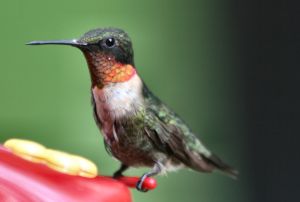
(27, 27, 238, 192)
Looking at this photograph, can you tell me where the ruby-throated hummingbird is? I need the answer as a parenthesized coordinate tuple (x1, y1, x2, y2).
(27, 28, 238, 192)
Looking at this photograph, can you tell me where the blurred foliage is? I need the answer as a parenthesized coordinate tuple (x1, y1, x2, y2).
(0, 0, 252, 201)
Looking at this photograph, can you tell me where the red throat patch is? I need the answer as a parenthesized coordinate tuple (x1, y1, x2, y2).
(103, 64, 136, 84)
(83, 51, 136, 87)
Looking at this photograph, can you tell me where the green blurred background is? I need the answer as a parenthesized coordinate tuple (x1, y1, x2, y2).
(0, 0, 252, 201)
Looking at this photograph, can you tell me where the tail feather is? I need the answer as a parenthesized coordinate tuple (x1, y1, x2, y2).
(203, 153, 239, 179)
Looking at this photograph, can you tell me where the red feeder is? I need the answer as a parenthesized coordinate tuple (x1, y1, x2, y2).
(0, 144, 157, 202)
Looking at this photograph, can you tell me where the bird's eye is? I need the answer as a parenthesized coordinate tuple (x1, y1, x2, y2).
(105, 38, 115, 47)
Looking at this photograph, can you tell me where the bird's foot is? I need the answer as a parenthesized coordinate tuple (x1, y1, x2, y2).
(113, 172, 123, 179)
(136, 174, 149, 192)
(113, 164, 128, 179)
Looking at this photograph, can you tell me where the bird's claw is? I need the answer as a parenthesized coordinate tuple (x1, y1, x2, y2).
(136, 180, 148, 192)
(136, 174, 149, 192)
(113, 173, 123, 179)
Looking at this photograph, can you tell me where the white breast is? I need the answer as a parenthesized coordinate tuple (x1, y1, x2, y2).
(92, 74, 144, 120)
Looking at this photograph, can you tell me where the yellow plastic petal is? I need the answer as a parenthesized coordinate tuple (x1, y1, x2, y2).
(3, 138, 99, 178)
(44, 149, 80, 175)
(3, 139, 46, 163)
(72, 155, 98, 178)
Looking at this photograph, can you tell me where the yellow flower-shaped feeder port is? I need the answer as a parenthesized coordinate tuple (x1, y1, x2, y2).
(4, 138, 98, 178)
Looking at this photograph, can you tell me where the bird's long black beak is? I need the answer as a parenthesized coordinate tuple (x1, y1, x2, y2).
(26, 39, 87, 47)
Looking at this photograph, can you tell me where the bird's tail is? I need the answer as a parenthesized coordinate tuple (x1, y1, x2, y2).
(203, 153, 239, 179)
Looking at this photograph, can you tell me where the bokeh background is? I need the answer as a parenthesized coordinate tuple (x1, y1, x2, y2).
(0, 0, 276, 201)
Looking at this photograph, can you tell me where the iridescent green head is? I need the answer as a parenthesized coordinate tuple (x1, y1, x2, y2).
(27, 27, 134, 65)
(78, 28, 134, 65)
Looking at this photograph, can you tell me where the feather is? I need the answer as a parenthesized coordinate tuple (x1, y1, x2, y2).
(143, 84, 238, 176)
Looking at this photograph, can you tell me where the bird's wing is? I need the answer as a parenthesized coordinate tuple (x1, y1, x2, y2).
(143, 86, 238, 177)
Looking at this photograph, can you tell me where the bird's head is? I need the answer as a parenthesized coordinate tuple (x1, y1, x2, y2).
(78, 28, 134, 65)
(27, 28, 136, 87)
